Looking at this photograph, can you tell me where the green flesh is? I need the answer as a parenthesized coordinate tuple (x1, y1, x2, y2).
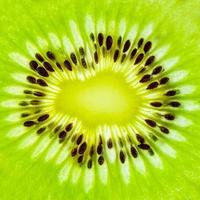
(0, 0, 200, 200)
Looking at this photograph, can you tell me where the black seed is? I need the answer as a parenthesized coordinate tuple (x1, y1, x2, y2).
(56, 62, 63, 71)
(98, 33, 104, 46)
(137, 67, 146, 74)
(121, 54, 126, 63)
(71, 148, 77, 157)
(90, 33, 95, 41)
(87, 159, 92, 169)
(89, 145, 94, 156)
(59, 131, 67, 139)
(138, 143, 150, 150)
(145, 56, 155, 66)
(46, 51, 55, 60)
(138, 38, 144, 48)
(164, 114, 175, 120)
(37, 127, 46, 134)
(54, 126, 61, 133)
(94, 51, 98, 64)
(64, 60, 72, 71)
(106, 35, 113, 50)
(134, 53, 144, 65)
(35, 53, 44, 62)
(24, 90, 32, 94)
(99, 135, 103, 145)
(98, 156, 104, 165)
(79, 142, 87, 154)
(165, 90, 176, 96)
(130, 48, 137, 60)
(130, 146, 138, 158)
(117, 36, 122, 47)
(160, 77, 169, 85)
(144, 41, 152, 53)
(152, 66, 162, 75)
(21, 113, 30, 118)
(113, 49, 119, 62)
(30, 100, 40, 105)
(169, 101, 181, 107)
(159, 126, 169, 134)
(33, 91, 45, 97)
(43, 62, 54, 72)
(38, 114, 49, 122)
(136, 134, 145, 143)
(24, 121, 35, 127)
(76, 134, 83, 145)
(27, 76, 36, 84)
(79, 47, 85, 56)
(139, 74, 151, 83)
(29, 60, 38, 70)
(123, 40, 131, 52)
(78, 155, 83, 163)
(145, 119, 156, 127)
(107, 138, 113, 149)
(97, 144, 103, 155)
(150, 102, 162, 107)
(147, 82, 159, 89)
(37, 67, 49, 77)
(119, 151, 125, 163)
(19, 101, 29, 106)
(65, 123, 73, 132)
(37, 79, 48, 87)
(81, 58, 87, 68)
(70, 53, 77, 65)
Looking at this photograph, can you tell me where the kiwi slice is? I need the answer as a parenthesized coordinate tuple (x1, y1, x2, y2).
(0, 0, 200, 199)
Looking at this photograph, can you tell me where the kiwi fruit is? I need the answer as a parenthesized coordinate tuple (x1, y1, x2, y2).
(0, 0, 200, 199)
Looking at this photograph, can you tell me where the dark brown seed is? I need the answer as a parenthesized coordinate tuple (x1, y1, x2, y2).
(107, 138, 113, 149)
(150, 102, 162, 107)
(160, 77, 169, 85)
(76, 134, 83, 145)
(24, 90, 32, 94)
(159, 126, 169, 134)
(64, 60, 72, 71)
(113, 49, 119, 62)
(117, 36, 122, 47)
(136, 134, 145, 143)
(130, 48, 137, 60)
(139, 74, 151, 83)
(79, 47, 85, 56)
(24, 121, 35, 127)
(65, 123, 73, 132)
(27, 76, 36, 84)
(87, 159, 92, 169)
(89, 145, 94, 156)
(94, 51, 98, 64)
(98, 156, 104, 165)
(145, 119, 156, 127)
(59, 131, 67, 139)
(37, 79, 48, 86)
(147, 82, 159, 89)
(121, 54, 126, 63)
(138, 143, 150, 150)
(169, 101, 181, 107)
(33, 91, 45, 97)
(119, 151, 125, 163)
(144, 41, 152, 53)
(71, 148, 77, 157)
(134, 53, 144, 65)
(97, 144, 102, 155)
(90, 33, 95, 41)
(56, 62, 63, 71)
(70, 53, 77, 65)
(81, 58, 87, 68)
(43, 62, 54, 72)
(164, 114, 175, 120)
(123, 40, 131, 52)
(30, 100, 40, 105)
(29, 60, 38, 70)
(152, 66, 162, 75)
(37, 127, 46, 134)
(98, 33, 104, 46)
(78, 142, 87, 154)
(21, 113, 30, 118)
(19, 101, 29, 106)
(165, 90, 176, 96)
(138, 38, 144, 48)
(35, 53, 44, 62)
(106, 35, 113, 50)
(37, 67, 49, 77)
(46, 51, 55, 60)
(145, 56, 155, 66)
(137, 67, 146, 74)
(78, 155, 83, 163)
(130, 146, 138, 158)
(38, 114, 49, 122)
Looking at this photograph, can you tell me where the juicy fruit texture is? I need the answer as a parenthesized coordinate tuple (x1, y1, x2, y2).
(0, 0, 200, 200)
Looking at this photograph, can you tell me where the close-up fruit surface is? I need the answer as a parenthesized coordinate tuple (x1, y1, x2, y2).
(0, 0, 200, 199)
